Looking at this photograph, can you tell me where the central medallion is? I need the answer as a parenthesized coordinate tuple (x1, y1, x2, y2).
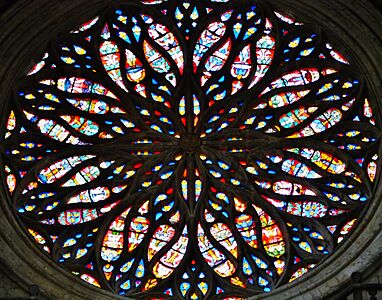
(179, 134, 201, 153)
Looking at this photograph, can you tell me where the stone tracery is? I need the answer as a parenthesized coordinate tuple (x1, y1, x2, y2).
(1, 1, 380, 299)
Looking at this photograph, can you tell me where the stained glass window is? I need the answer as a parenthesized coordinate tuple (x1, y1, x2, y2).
(1, 0, 380, 299)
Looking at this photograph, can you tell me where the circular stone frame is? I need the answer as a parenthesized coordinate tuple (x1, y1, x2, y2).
(0, 1, 381, 299)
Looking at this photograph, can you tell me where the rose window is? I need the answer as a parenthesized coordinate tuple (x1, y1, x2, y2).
(2, 0, 380, 299)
